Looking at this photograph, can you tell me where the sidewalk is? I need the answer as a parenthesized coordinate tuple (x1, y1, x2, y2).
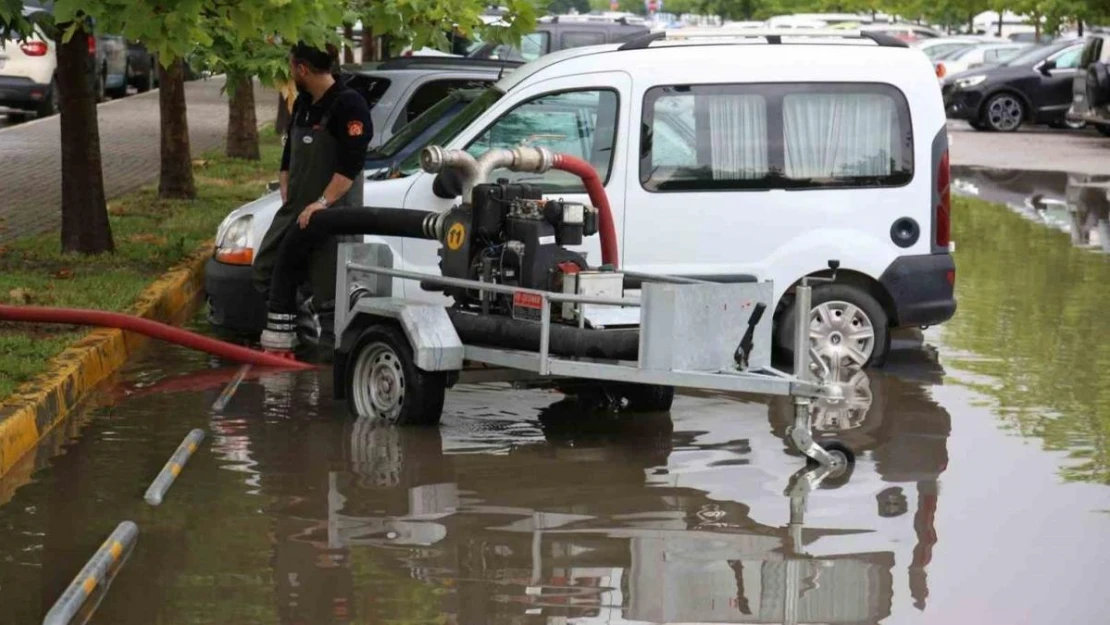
(0, 76, 278, 242)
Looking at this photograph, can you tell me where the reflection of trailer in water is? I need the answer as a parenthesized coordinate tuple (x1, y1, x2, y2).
(322, 414, 895, 625)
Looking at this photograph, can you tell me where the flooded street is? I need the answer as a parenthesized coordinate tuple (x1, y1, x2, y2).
(4, 178, 1110, 623)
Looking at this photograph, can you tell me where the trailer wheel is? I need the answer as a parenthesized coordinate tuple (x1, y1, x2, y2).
(346, 325, 446, 425)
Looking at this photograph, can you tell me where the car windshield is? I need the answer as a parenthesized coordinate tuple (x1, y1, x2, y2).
(396, 87, 504, 176)
(368, 89, 482, 162)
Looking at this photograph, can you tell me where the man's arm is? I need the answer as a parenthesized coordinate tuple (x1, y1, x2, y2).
(279, 95, 298, 203)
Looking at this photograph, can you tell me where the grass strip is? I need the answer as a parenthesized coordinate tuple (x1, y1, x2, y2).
(0, 129, 282, 398)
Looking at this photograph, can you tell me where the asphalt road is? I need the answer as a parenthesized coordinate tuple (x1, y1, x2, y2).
(948, 120, 1110, 175)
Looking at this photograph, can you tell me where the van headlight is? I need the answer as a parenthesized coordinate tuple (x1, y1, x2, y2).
(214, 215, 254, 265)
(954, 75, 986, 89)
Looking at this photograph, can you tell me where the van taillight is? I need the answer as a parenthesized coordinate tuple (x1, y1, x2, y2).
(20, 41, 47, 56)
(936, 63, 946, 78)
(936, 150, 951, 248)
(87, 35, 96, 56)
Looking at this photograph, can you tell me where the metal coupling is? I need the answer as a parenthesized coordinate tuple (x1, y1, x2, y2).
(508, 146, 555, 173)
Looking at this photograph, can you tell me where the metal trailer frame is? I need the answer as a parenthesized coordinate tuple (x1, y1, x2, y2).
(333, 243, 852, 489)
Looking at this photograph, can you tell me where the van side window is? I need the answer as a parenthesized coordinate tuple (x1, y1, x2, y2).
(490, 32, 551, 62)
(641, 83, 912, 192)
(562, 31, 606, 49)
(466, 89, 619, 192)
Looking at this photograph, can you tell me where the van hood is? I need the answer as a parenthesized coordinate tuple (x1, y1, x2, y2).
(214, 174, 414, 251)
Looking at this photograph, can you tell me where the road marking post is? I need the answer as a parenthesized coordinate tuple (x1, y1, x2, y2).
(42, 521, 138, 625)
(143, 429, 205, 506)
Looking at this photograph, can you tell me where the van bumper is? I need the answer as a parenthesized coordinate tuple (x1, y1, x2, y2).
(879, 253, 957, 327)
(204, 257, 266, 335)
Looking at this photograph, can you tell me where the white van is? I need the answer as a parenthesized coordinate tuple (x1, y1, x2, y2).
(207, 30, 957, 368)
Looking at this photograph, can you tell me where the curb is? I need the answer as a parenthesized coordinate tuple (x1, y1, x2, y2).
(0, 240, 214, 486)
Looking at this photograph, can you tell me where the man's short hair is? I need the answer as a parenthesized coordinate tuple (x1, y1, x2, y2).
(291, 41, 337, 73)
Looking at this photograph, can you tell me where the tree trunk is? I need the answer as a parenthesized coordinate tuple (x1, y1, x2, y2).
(226, 73, 260, 160)
(1079, 20, 1084, 37)
(361, 28, 375, 62)
(55, 23, 113, 254)
(157, 58, 196, 199)
(343, 24, 356, 63)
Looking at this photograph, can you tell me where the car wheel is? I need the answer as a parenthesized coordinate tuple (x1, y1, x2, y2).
(35, 77, 59, 118)
(1096, 124, 1110, 137)
(968, 120, 991, 131)
(1050, 118, 1086, 130)
(982, 93, 1025, 132)
(134, 65, 152, 93)
(778, 283, 890, 371)
(95, 68, 107, 102)
(107, 63, 129, 98)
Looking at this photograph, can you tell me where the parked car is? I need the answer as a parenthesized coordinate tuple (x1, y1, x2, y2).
(914, 36, 998, 61)
(942, 40, 1086, 131)
(206, 31, 956, 368)
(1067, 33, 1110, 136)
(934, 41, 1031, 80)
(338, 57, 520, 150)
(0, 6, 59, 119)
(466, 19, 650, 62)
(859, 22, 942, 43)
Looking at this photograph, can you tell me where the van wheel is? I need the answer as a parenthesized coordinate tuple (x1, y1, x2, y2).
(346, 325, 446, 425)
(1096, 124, 1110, 137)
(982, 93, 1024, 132)
(778, 284, 889, 370)
(36, 78, 58, 118)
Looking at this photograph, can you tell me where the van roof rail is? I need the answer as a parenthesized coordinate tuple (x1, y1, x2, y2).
(617, 28, 909, 51)
(376, 56, 524, 71)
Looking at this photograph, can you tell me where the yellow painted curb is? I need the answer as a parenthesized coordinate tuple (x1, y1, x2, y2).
(0, 239, 215, 486)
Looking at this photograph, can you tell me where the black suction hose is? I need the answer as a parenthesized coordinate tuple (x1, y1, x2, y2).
(447, 309, 639, 361)
(269, 207, 439, 314)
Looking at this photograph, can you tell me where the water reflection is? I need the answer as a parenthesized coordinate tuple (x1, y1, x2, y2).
(952, 165, 1110, 252)
(944, 175, 1110, 484)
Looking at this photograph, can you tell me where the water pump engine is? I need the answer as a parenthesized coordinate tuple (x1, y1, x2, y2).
(427, 180, 600, 321)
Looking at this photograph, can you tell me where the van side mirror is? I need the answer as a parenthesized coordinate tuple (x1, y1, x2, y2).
(1039, 59, 1056, 75)
(432, 168, 463, 199)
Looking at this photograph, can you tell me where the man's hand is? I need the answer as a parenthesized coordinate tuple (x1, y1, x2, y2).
(298, 201, 326, 229)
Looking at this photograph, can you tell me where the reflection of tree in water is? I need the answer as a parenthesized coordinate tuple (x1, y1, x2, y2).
(945, 196, 1110, 483)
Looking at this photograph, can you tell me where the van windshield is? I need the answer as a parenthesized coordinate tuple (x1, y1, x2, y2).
(396, 87, 503, 176)
(368, 89, 483, 162)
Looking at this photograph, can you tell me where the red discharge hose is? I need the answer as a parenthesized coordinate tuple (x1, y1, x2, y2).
(0, 304, 314, 370)
(550, 154, 619, 269)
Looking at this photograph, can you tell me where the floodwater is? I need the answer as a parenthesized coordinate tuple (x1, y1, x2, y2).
(3, 173, 1110, 624)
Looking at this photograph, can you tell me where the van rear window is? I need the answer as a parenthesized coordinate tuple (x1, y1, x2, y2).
(640, 83, 913, 192)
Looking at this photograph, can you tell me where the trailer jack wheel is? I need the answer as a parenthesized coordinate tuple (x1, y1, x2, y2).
(807, 439, 855, 483)
(346, 325, 446, 425)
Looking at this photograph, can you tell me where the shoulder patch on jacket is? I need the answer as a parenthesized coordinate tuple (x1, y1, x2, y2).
(347, 120, 364, 137)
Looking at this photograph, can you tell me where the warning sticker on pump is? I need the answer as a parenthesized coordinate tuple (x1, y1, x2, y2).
(512, 291, 543, 322)
(446, 223, 466, 250)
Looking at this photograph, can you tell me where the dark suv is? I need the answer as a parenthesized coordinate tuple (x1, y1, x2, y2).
(467, 19, 650, 62)
(1067, 33, 1110, 136)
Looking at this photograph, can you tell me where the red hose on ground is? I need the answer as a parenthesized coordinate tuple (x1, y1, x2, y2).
(0, 304, 314, 370)
(550, 153, 619, 269)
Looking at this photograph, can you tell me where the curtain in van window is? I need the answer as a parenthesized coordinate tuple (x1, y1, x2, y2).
(783, 93, 896, 180)
(708, 95, 768, 180)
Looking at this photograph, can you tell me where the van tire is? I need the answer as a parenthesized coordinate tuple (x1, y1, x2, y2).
(1096, 124, 1110, 137)
(778, 283, 889, 370)
(968, 121, 990, 131)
